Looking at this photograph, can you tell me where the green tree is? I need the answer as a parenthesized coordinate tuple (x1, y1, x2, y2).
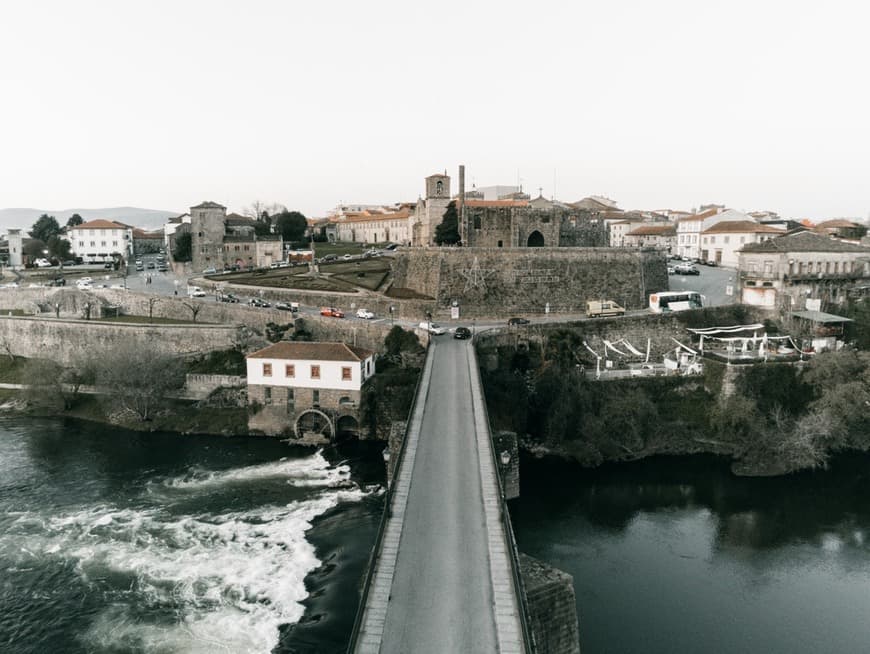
(173, 231, 192, 262)
(47, 235, 71, 261)
(23, 239, 46, 258)
(273, 210, 308, 243)
(434, 201, 460, 245)
(66, 213, 84, 228)
(29, 214, 62, 244)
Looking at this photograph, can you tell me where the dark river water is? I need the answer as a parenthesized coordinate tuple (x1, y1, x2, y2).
(0, 416, 384, 654)
(4, 416, 870, 654)
(511, 453, 870, 654)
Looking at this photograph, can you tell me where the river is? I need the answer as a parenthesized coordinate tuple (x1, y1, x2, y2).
(511, 453, 870, 654)
(0, 416, 384, 654)
(5, 416, 870, 654)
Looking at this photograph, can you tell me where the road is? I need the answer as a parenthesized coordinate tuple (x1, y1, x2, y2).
(379, 337, 498, 653)
(668, 263, 737, 307)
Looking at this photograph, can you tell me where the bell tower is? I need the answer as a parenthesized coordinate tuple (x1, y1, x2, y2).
(425, 173, 450, 200)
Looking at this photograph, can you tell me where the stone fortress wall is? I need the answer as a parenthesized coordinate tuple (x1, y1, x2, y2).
(0, 315, 237, 366)
(390, 247, 669, 318)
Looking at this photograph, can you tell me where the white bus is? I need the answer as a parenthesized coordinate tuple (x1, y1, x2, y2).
(649, 291, 704, 313)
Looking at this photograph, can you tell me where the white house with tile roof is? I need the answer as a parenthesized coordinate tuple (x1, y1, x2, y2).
(67, 219, 134, 262)
(245, 341, 376, 440)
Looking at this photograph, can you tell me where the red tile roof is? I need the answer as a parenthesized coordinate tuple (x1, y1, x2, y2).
(247, 341, 374, 362)
(676, 209, 720, 223)
(702, 221, 782, 234)
(627, 224, 676, 236)
(463, 200, 530, 208)
(74, 219, 129, 230)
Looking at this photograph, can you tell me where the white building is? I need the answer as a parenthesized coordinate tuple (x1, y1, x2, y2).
(163, 213, 191, 246)
(675, 208, 755, 260)
(700, 220, 783, 268)
(246, 341, 376, 440)
(67, 219, 134, 263)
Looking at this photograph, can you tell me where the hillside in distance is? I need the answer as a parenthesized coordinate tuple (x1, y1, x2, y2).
(0, 207, 181, 232)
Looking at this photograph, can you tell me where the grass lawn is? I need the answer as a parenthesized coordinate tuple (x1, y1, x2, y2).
(0, 309, 27, 316)
(332, 270, 389, 291)
(97, 315, 204, 325)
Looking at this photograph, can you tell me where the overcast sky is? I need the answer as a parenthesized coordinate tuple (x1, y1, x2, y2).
(1, 0, 867, 220)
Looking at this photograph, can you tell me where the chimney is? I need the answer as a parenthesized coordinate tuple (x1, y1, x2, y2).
(459, 164, 466, 244)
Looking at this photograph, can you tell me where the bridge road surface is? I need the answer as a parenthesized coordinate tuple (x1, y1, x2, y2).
(378, 336, 499, 653)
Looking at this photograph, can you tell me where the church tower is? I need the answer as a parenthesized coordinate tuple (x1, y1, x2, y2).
(412, 172, 452, 246)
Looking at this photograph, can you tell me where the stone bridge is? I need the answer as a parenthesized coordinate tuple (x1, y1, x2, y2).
(349, 338, 549, 653)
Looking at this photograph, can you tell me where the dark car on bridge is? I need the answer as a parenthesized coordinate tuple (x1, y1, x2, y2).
(454, 326, 472, 340)
(507, 317, 530, 326)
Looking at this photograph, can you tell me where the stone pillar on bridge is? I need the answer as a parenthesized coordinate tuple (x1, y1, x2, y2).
(493, 430, 520, 500)
(520, 554, 581, 654)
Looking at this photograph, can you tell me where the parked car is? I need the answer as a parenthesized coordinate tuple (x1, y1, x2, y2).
(586, 299, 625, 318)
(384, 243, 398, 251)
(667, 265, 676, 275)
(321, 254, 338, 263)
(157, 264, 168, 272)
(275, 302, 297, 311)
(674, 263, 700, 275)
(62, 260, 76, 267)
(34, 258, 52, 268)
(76, 277, 93, 286)
(147, 262, 156, 269)
(104, 262, 114, 269)
(419, 321, 446, 335)
(356, 308, 375, 319)
(454, 326, 472, 340)
(202, 267, 217, 275)
(188, 286, 206, 297)
(342, 254, 353, 260)
(507, 317, 530, 326)
(320, 306, 345, 318)
(218, 293, 239, 303)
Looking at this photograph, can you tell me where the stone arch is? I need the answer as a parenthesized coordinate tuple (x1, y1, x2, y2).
(294, 409, 334, 440)
(527, 230, 545, 247)
(336, 415, 360, 439)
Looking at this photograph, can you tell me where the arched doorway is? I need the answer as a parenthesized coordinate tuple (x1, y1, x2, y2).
(294, 409, 334, 440)
(336, 415, 360, 440)
(527, 230, 545, 247)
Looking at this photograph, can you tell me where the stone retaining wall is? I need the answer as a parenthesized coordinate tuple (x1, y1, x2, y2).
(390, 247, 668, 317)
(0, 315, 237, 365)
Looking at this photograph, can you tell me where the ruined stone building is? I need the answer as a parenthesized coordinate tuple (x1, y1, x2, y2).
(189, 201, 283, 271)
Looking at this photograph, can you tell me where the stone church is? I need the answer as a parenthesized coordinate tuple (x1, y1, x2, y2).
(408, 168, 605, 248)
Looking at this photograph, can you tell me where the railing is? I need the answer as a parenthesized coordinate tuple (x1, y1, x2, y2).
(346, 341, 431, 653)
(471, 333, 536, 654)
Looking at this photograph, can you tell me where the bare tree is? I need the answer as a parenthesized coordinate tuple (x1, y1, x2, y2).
(148, 297, 160, 321)
(182, 301, 203, 323)
(93, 343, 185, 421)
(0, 336, 15, 362)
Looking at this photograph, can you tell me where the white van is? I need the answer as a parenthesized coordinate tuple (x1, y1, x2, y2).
(586, 300, 625, 318)
(187, 286, 206, 297)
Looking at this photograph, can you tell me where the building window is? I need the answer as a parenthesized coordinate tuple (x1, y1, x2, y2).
(724, 236, 730, 244)
(90, 241, 95, 247)
(285, 364, 295, 378)
(764, 261, 773, 274)
(79, 241, 84, 247)
(341, 366, 351, 381)
(310, 365, 320, 379)
(312, 389, 320, 405)
(263, 363, 272, 377)
(264, 387, 272, 404)
(287, 388, 294, 401)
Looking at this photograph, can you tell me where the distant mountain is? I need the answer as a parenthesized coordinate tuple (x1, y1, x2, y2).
(0, 207, 181, 232)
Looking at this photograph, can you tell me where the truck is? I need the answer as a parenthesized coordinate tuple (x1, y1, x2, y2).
(586, 299, 625, 318)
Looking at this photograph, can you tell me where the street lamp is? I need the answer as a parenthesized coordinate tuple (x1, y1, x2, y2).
(389, 305, 395, 324)
(499, 450, 511, 467)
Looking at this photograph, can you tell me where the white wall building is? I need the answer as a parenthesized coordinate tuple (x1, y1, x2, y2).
(246, 342, 375, 392)
(67, 219, 134, 262)
(700, 220, 784, 268)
